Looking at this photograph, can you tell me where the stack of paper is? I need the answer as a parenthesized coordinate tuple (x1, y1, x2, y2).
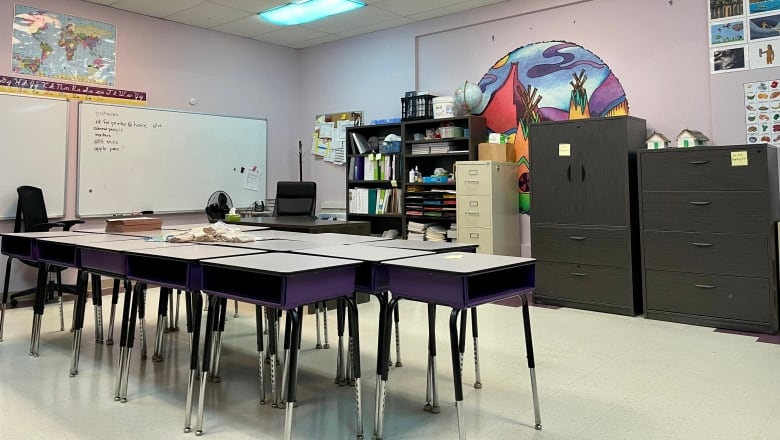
(411, 144, 430, 155)
(447, 223, 458, 242)
(425, 224, 448, 241)
(407, 220, 430, 241)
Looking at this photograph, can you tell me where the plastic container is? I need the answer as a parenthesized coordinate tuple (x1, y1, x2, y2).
(380, 141, 401, 153)
(433, 96, 455, 119)
(438, 126, 464, 138)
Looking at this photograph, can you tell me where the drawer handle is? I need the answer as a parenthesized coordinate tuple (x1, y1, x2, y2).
(468, 169, 479, 175)
(465, 211, 480, 216)
(465, 179, 480, 184)
(694, 284, 716, 289)
(570, 272, 587, 277)
(569, 236, 588, 241)
(689, 160, 710, 165)
(469, 233, 480, 238)
(691, 242, 713, 247)
(688, 201, 712, 206)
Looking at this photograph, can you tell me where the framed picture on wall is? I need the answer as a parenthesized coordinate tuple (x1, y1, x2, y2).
(711, 45, 749, 73)
(709, 0, 745, 21)
(748, 37, 780, 68)
(750, 1, 780, 15)
(749, 13, 780, 40)
(710, 19, 747, 45)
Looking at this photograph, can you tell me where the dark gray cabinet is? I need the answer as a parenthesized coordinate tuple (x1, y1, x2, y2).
(529, 116, 647, 315)
(638, 144, 780, 333)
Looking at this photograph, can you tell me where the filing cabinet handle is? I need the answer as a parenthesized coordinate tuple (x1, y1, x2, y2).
(569, 236, 588, 241)
(468, 201, 479, 207)
(465, 211, 480, 216)
(468, 169, 479, 175)
(694, 284, 716, 289)
(688, 201, 712, 206)
(570, 272, 587, 277)
(691, 242, 713, 247)
(689, 160, 710, 165)
(469, 232, 480, 238)
(465, 179, 480, 184)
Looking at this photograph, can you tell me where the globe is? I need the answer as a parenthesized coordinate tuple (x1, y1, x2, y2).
(453, 81, 483, 115)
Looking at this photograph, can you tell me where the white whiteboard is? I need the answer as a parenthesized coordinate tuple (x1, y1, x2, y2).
(77, 102, 267, 217)
(0, 93, 67, 219)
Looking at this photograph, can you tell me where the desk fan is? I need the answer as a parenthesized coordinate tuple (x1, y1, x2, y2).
(205, 190, 232, 222)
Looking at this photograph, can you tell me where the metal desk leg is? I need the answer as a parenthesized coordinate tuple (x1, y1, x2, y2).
(471, 307, 482, 389)
(393, 303, 402, 367)
(344, 297, 363, 439)
(335, 299, 346, 385)
(233, 299, 239, 318)
(1, 257, 12, 342)
(153, 287, 170, 362)
(173, 289, 181, 331)
(279, 309, 293, 408)
(138, 287, 147, 360)
(282, 309, 302, 440)
(119, 282, 145, 403)
(372, 293, 388, 439)
(267, 307, 279, 408)
(195, 295, 217, 436)
(184, 291, 201, 433)
(449, 309, 466, 440)
(322, 301, 331, 349)
(69, 271, 89, 377)
(106, 279, 121, 345)
(346, 304, 355, 386)
(209, 297, 227, 383)
(56, 271, 65, 332)
(90, 274, 104, 344)
(114, 280, 133, 401)
(424, 303, 440, 414)
(30, 262, 48, 357)
(255, 305, 266, 404)
(374, 296, 399, 440)
(315, 302, 322, 349)
(519, 294, 542, 430)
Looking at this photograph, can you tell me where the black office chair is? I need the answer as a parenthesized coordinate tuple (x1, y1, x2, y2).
(2, 186, 83, 323)
(273, 181, 317, 218)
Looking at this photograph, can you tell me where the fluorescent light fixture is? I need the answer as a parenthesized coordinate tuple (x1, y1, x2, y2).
(259, 0, 365, 26)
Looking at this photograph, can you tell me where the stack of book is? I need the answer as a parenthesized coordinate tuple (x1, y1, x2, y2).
(425, 224, 448, 241)
(407, 220, 430, 241)
(105, 217, 162, 232)
(349, 188, 400, 215)
(348, 155, 398, 181)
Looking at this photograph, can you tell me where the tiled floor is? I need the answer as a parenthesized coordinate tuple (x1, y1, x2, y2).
(1, 291, 779, 439)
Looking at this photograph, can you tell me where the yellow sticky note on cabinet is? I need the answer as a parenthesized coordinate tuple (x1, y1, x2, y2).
(558, 143, 571, 157)
(731, 151, 748, 166)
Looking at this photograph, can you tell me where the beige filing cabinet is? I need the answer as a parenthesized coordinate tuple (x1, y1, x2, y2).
(454, 161, 521, 256)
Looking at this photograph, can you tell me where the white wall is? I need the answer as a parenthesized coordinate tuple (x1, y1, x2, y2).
(0, 0, 301, 291)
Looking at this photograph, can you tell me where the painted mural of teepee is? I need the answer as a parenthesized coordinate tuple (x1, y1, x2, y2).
(568, 69, 590, 120)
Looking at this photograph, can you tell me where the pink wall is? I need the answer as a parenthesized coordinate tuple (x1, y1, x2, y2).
(0, 0, 301, 290)
(300, 0, 722, 205)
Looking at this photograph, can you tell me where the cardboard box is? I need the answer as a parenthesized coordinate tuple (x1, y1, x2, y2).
(478, 142, 516, 162)
(105, 217, 163, 232)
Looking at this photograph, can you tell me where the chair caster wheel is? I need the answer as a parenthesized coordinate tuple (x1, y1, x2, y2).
(535, 424, 542, 430)
(473, 381, 482, 389)
(395, 361, 403, 367)
(184, 428, 191, 433)
(315, 344, 322, 349)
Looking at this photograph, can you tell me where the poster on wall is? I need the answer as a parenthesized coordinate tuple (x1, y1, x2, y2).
(311, 111, 363, 165)
(709, 1, 780, 73)
(12, 4, 116, 86)
(743, 79, 780, 145)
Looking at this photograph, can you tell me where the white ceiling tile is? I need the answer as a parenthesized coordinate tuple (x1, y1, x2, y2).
(371, 0, 470, 17)
(253, 26, 331, 46)
(210, 15, 279, 37)
(335, 16, 414, 38)
(165, 2, 251, 28)
(407, 0, 491, 21)
(83, 0, 123, 5)
(303, 5, 404, 34)
(207, 0, 284, 14)
(289, 33, 344, 49)
(102, 0, 205, 18)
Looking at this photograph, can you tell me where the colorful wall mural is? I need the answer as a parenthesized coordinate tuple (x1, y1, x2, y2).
(475, 41, 630, 213)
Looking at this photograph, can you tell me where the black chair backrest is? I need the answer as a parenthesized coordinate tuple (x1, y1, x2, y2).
(16, 186, 49, 233)
(273, 181, 316, 217)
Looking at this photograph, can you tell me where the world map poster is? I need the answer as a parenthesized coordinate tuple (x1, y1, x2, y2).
(12, 5, 116, 86)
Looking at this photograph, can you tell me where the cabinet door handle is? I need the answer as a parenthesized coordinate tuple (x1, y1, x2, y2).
(688, 201, 712, 206)
(567, 165, 571, 182)
(689, 160, 710, 165)
(581, 164, 586, 182)
(570, 272, 587, 277)
(691, 242, 713, 247)
(694, 284, 716, 289)
(569, 236, 588, 241)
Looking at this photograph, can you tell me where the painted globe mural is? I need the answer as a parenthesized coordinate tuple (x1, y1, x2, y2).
(473, 41, 629, 213)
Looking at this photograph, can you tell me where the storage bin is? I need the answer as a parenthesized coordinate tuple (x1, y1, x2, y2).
(438, 126, 464, 138)
(401, 94, 434, 120)
(380, 141, 401, 153)
(433, 96, 455, 119)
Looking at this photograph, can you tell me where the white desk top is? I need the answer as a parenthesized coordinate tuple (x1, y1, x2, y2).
(198, 240, 333, 252)
(383, 252, 536, 274)
(78, 240, 192, 252)
(126, 244, 264, 261)
(249, 230, 319, 241)
(293, 244, 433, 262)
(37, 234, 141, 244)
(362, 239, 478, 252)
(203, 252, 359, 274)
(166, 223, 269, 232)
(0, 231, 77, 238)
(306, 233, 391, 244)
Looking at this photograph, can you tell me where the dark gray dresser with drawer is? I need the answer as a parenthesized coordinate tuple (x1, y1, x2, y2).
(638, 144, 780, 333)
(529, 116, 647, 315)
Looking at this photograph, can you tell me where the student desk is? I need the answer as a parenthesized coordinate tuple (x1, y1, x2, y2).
(199, 252, 362, 439)
(0, 231, 77, 342)
(379, 252, 540, 440)
(228, 216, 371, 235)
(201, 238, 339, 252)
(291, 244, 433, 409)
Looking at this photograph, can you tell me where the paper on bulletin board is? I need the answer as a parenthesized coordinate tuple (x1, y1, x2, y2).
(311, 111, 363, 164)
(244, 167, 261, 191)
